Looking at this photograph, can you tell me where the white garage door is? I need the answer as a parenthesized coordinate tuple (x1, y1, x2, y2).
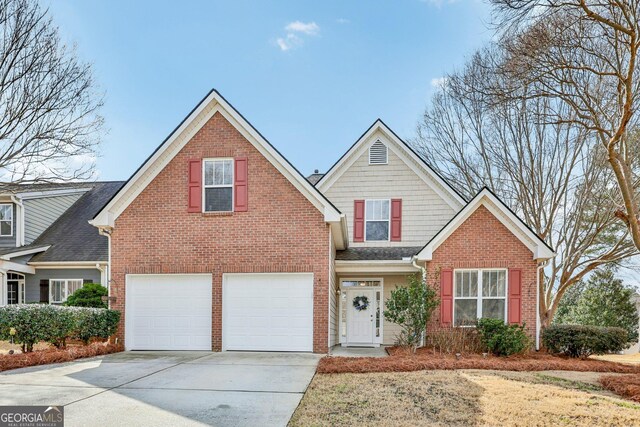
(126, 274, 212, 350)
(223, 273, 314, 352)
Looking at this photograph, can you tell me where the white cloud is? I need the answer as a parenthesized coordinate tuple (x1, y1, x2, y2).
(431, 77, 449, 88)
(336, 18, 350, 24)
(274, 21, 320, 51)
(285, 21, 320, 35)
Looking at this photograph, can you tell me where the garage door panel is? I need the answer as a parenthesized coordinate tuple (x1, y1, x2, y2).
(223, 273, 314, 352)
(126, 274, 212, 351)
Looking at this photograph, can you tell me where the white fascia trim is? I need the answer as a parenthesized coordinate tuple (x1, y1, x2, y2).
(335, 259, 420, 274)
(17, 187, 91, 200)
(91, 90, 341, 229)
(416, 189, 555, 262)
(0, 245, 50, 260)
(0, 260, 35, 275)
(28, 261, 106, 268)
(316, 120, 465, 210)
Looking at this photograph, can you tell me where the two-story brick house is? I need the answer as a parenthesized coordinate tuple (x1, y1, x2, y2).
(90, 89, 554, 353)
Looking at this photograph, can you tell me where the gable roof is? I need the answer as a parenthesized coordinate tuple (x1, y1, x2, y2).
(315, 119, 466, 210)
(90, 89, 347, 248)
(415, 187, 555, 262)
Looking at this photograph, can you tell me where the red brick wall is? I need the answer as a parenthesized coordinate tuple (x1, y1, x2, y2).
(109, 112, 330, 353)
(426, 205, 538, 338)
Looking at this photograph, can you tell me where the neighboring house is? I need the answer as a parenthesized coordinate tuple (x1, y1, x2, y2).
(90, 89, 554, 353)
(623, 292, 640, 354)
(0, 182, 123, 306)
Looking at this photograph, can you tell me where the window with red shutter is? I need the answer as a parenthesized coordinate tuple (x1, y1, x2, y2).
(234, 157, 248, 212)
(508, 269, 522, 324)
(441, 268, 453, 326)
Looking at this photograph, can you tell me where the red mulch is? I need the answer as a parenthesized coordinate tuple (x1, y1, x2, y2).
(600, 374, 640, 402)
(318, 347, 640, 374)
(0, 342, 123, 372)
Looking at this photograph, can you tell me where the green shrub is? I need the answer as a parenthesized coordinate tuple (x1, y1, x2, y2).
(70, 307, 121, 344)
(0, 305, 121, 351)
(64, 283, 108, 308)
(542, 324, 628, 358)
(0, 305, 55, 352)
(477, 318, 531, 356)
(385, 274, 439, 352)
(47, 306, 76, 348)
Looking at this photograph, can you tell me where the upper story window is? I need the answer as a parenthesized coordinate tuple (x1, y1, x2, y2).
(454, 269, 507, 326)
(0, 204, 12, 237)
(369, 140, 388, 165)
(365, 199, 390, 241)
(203, 159, 233, 212)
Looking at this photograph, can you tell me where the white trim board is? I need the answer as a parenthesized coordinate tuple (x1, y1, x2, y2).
(90, 89, 347, 248)
(415, 188, 555, 262)
(316, 119, 466, 211)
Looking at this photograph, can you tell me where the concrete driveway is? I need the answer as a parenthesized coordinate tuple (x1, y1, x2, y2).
(0, 351, 321, 426)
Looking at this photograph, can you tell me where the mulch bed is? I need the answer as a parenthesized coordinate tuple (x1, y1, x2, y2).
(318, 347, 640, 374)
(600, 374, 640, 402)
(0, 342, 123, 372)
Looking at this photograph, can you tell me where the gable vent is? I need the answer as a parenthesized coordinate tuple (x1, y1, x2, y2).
(369, 140, 388, 165)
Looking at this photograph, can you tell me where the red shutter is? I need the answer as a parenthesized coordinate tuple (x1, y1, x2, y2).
(440, 268, 453, 326)
(508, 269, 522, 324)
(353, 200, 365, 242)
(390, 198, 402, 241)
(234, 157, 248, 212)
(187, 158, 202, 213)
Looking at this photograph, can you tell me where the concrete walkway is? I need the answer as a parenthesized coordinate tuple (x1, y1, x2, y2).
(0, 351, 321, 426)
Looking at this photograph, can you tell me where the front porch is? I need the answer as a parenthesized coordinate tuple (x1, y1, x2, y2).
(333, 254, 420, 348)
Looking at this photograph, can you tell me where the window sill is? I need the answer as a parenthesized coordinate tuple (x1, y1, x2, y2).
(201, 211, 234, 217)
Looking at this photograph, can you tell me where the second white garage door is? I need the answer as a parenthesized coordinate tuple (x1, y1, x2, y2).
(223, 273, 314, 352)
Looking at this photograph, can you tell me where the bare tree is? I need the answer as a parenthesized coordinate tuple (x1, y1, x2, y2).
(0, 0, 103, 189)
(486, 0, 640, 252)
(414, 48, 637, 327)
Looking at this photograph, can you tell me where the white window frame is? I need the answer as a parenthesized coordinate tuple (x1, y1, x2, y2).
(338, 278, 384, 345)
(7, 272, 25, 304)
(49, 279, 84, 304)
(202, 158, 234, 213)
(364, 199, 390, 242)
(453, 268, 508, 326)
(0, 203, 13, 237)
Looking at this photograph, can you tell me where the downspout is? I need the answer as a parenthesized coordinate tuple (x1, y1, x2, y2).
(412, 256, 427, 347)
(536, 259, 550, 351)
(98, 227, 113, 309)
(10, 196, 24, 247)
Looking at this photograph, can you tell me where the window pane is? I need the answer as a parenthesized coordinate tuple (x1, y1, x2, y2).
(214, 161, 224, 184)
(469, 272, 478, 296)
(0, 221, 11, 236)
(483, 271, 505, 297)
(68, 280, 83, 296)
(482, 299, 505, 321)
(0, 205, 11, 221)
(366, 201, 374, 219)
(366, 221, 388, 241)
(204, 162, 214, 185)
(205, 187, 232, 212)
(457, 271, 478, 297)
(454, 300, 477, 326)
(455, 273, 463, 297)
(365, 200, 389, 221)
(222, 160, 233, 185)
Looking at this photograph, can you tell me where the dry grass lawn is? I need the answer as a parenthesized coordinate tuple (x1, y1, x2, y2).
(289, 370, 640, 427)
(593, 353, 640, 365)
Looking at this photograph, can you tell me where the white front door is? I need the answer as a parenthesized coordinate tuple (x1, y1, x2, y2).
(346, 288, 375, 345)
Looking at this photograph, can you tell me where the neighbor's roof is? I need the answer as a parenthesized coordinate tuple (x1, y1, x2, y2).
(306, 173, 325, 186)
(336, 246, 422, 261)
(26, 181, 125, 262)
(0, 182, 92, 194)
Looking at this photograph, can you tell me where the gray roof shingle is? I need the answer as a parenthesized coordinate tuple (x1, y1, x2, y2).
(306, 173, 324, 185)
(27, 182, 125, 262)
(336, 246, 422, 261)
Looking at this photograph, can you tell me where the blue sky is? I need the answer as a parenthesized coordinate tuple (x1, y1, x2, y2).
(47, 0, 492, 180)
